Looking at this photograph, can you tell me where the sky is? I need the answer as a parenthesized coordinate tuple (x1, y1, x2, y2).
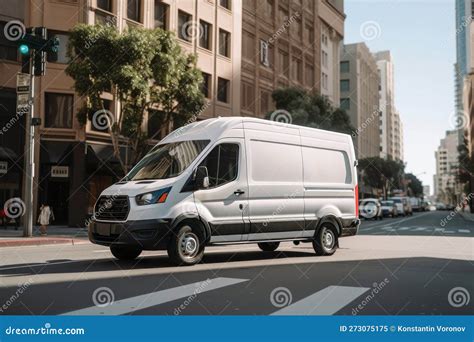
(344, 0, 456, 195)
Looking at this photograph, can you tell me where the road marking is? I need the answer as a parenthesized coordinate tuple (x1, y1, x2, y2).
(398, 227, 410, 231)
(443, 230, 455, 234)
(62, 277, 248, 316)
(413, 227, 427, 231)
(271, 285, 369, 316)
(458, 229, 470, 234)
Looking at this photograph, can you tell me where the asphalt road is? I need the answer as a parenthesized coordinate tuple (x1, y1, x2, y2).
(0, 211, 472, 316)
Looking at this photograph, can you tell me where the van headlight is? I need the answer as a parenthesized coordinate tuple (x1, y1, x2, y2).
(135, 187, 172, 206)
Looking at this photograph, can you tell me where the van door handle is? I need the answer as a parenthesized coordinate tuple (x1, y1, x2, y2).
(234, 189, 245, 196)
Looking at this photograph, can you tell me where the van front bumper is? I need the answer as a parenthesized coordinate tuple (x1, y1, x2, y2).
(88, 219, 172, 250)
(340, 218, 360, 237)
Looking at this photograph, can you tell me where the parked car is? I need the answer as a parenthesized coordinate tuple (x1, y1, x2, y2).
(359, 198, 383, 220)
(409, 197, 421, 212)
(435, 202, 447, 210)
(388, 197, 412, 216)
(88, 117, 360, 265)
(380, 200, 398, 217)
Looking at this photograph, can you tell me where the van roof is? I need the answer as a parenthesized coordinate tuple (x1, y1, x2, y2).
(161, 116, 352, 144)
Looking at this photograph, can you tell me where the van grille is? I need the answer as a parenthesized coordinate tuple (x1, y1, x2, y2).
(94, 196, 130, 221)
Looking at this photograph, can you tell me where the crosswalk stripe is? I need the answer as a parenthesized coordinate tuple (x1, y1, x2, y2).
(458, 229, 470, 233)
(271, 285, 369, 316)
(62, 277, 248, 316)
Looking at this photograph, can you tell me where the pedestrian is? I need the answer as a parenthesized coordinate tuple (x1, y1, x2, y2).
(37, 203, 54, 236)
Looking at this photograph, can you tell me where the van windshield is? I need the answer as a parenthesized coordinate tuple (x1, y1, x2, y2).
(389, 198, 402, 204)
(125, 140, 210, 181)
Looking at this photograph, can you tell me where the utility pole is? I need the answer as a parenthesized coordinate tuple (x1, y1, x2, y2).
(16, 27, 59, 237)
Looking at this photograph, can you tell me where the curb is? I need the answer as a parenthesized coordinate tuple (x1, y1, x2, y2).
(0, 237, 89, 248)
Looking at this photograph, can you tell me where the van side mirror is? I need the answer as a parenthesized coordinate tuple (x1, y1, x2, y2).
(194, 166, 210, 190)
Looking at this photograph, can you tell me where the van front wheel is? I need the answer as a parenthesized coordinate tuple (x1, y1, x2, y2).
(313, 224, 338, 256)
(258, 242, 280, 252)
(167, 224, 205, 266)
(110, 245, 142, 261)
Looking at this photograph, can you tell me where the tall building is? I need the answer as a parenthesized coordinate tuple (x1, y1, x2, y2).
(339, 42, 380, 159)
(240, 0, 345, 117)
(434, 130, 460, 205)
(392, 110, 404, 162)
(374, 50, 394, 160)
(0, 0, 242, 226)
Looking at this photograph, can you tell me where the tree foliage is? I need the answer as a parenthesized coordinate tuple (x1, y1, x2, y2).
(66, 24, 205, 174)
(267, 87, 354, 134)
(358, 157, 405, 199)
(405, 173, 423, 197)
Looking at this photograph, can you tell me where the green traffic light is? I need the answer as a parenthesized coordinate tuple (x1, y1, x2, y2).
(19, 44, 29, 55)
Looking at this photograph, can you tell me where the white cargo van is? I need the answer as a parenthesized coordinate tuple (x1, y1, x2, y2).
(89, 117, 360, 265)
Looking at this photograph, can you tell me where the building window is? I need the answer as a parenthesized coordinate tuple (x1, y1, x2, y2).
(127, 0, 141, 22)
(340, 98, 350, 110)
(178, 10, 192, 42)
(322, 72, 328, 90)
(305, 63, 314, 87)
(199, 20, 212, 50)
(340, 79, 350, 92)
(154, 1, 169, 29)
(260, 89, 272, 114)
(304, 24, 314, 45)
(45, 93, 73, 129)
(47, 32, 70, 64)
(219, 0, 231, 10)
(217, 77, 230, 103)
(201, 73, 212, 99)
(278, 50, 289, 77)
(260, 40, 270, 67)
(243, 30, 255, 61)
(242, 82, 255, 112)
(322, 32, 328, 46)
(97, 0, 112, 12)
(322, 51, 328, 68)
(292, 57, 303, 83)
(219, 29, 231, 57)
(0, 21, 18, 61)
(340, 61, 350, 73)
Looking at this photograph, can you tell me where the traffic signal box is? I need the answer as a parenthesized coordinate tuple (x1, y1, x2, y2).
(18, 27, 59, 76)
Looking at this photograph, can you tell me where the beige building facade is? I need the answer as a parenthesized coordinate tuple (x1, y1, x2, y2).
(340, 42, 380, 159)
(0, 0, 242, 226)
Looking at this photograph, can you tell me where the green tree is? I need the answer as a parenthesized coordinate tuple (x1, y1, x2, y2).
(358, 157, 405, 199)
(268, 87, 354, 134)
(405, 173, 423, 197)
(457, 137, 474, 211)
(66, 24, 205, 174)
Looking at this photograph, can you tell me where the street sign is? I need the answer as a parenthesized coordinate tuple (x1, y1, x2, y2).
(16, 93, 30, 112)
(16, 73, 30, 93)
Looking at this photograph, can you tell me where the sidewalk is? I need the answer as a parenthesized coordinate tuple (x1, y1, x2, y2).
(0, 225, 89, 247)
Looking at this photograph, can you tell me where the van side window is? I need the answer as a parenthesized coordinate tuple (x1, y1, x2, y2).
(199, 144, 239, 187)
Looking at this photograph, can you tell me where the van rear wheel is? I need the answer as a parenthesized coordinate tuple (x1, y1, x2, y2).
(167, 224, 205, 266)
(313, 223, 338, 256)
(110, 245, 142, 261)
(258, 242, 280, 252)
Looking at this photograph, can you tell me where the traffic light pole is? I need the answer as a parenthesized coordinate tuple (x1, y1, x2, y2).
(23, 57, 35, 237)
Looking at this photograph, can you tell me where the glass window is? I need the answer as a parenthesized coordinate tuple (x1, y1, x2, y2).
(340, 61, 350, 73)
(0, 21, 19, 61)
(340, 79, 350, 92)
(127, 0, 141, 22)
(219, 0, 231, 10)
(97, 0, 112, 12)
(199, 144, 239, 188)
(199, 20, 212, 50)
(47, 32, 70, 64)
(44, 93, 73, 128)
(219, 29, 231, 57)
(201, 73, 212, 99)
(217, 77, 230, 103)
(340, 98, 350, 110)
(126, 140, 210, 181)
(178, 10, 192, 41)
(154, 1, 169, 29)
